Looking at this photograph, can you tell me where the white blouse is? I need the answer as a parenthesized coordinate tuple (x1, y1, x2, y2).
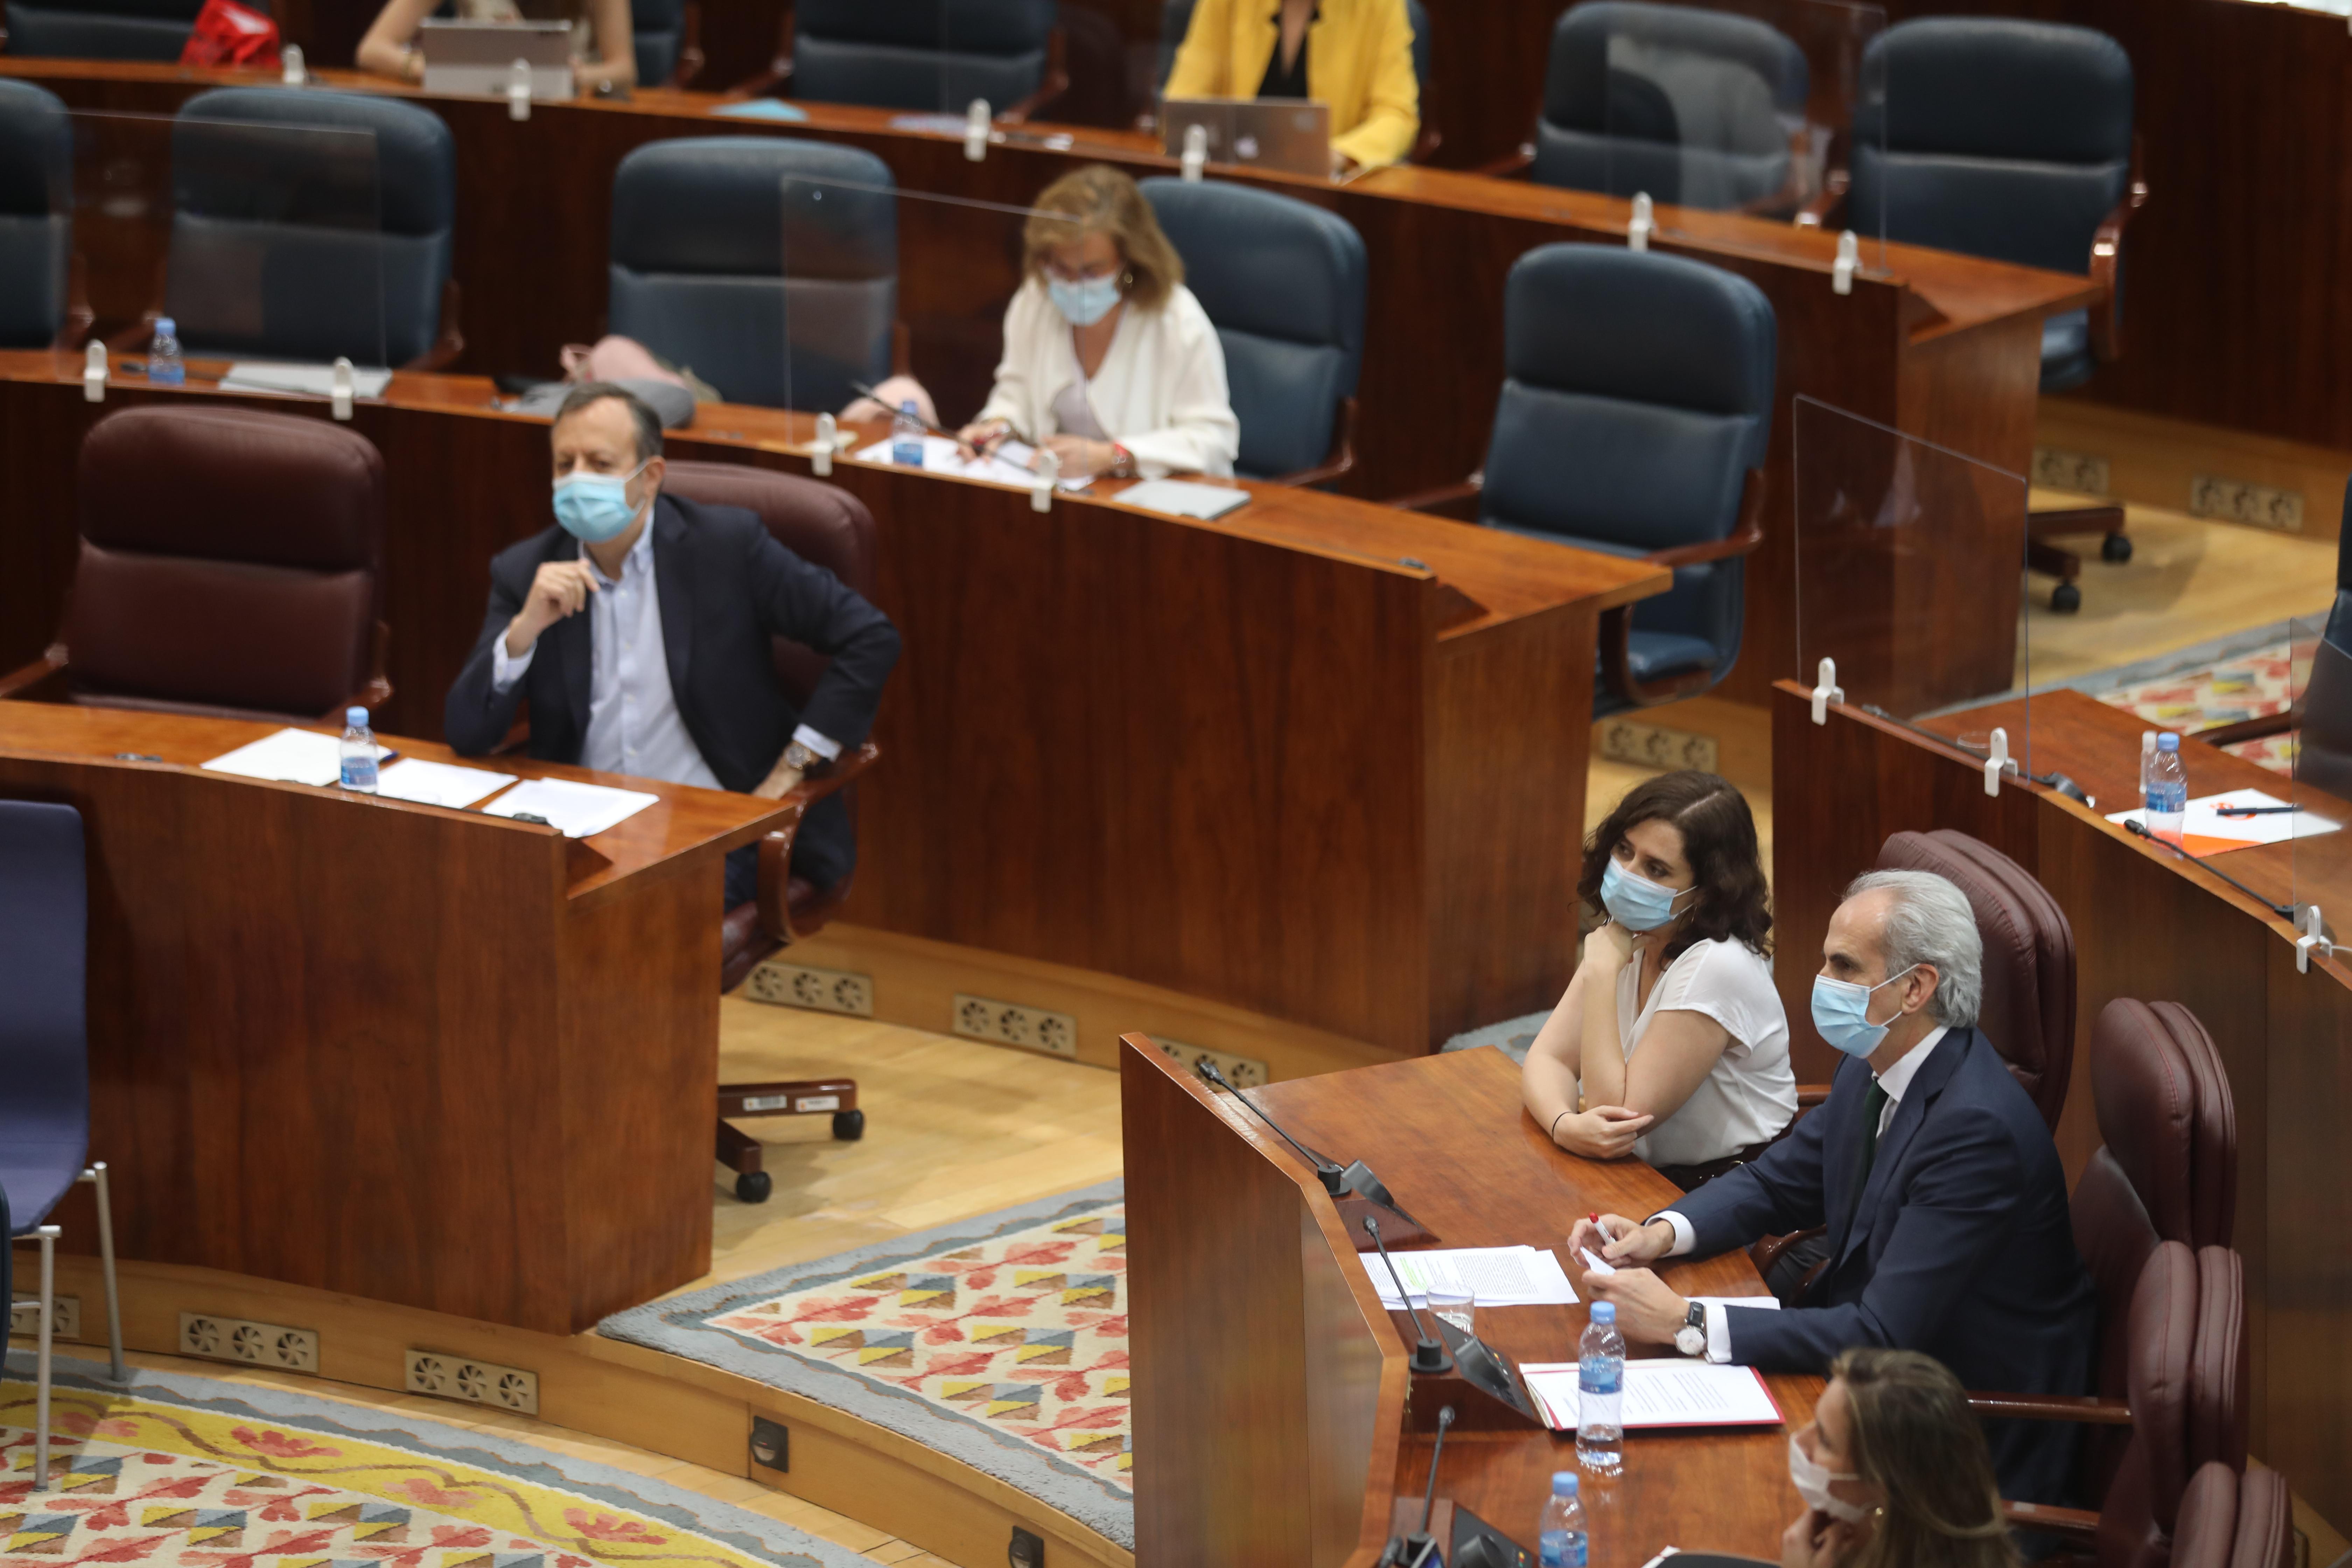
(974, 279, 1239, 479)
(1601, 937, 1797, 1168)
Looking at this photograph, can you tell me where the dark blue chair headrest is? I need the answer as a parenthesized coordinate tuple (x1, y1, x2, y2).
(1503, 245, 1775, 431)
(798, 0, 1056, 53)
(176, 88, 454, 237)
(611, 137, 895, 278)
(1545, 0, 1808, 131)
(1138, 177, 1364, 363)
(1855, 18, 2132, 165)
(0, 79, 69, 218)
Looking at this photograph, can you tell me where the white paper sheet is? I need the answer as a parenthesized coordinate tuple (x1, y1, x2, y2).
(478, 776, 659, 838)
(1578, 1247, 1617, 1276)
(202, 728, 390, 787)
(854, 434, 1091, 491)
(1520, 1360, 1783, 1430)
(373, 758, 517, 808)
(2104, 787, 2339, 848)
(1113, 477, 1251, 520)
(219, 361, 394, 399)
(1369, 1246, 1577, 1309)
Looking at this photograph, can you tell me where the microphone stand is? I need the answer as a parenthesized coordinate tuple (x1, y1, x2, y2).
(2124, 819, 2296, 918)
(1196, 1061, 1429, 1228)
(1381, 1405, 1456, 1568)
(1364, 1216, 1451, 1375)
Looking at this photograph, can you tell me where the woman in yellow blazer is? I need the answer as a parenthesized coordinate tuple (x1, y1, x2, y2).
(1163, 0, 1420, 172)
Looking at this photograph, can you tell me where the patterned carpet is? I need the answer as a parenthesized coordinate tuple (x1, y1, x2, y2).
(2090, 632, 2299, 773)
(0, 1357, 884, 1568)
(600, 1182, 1132, 1551)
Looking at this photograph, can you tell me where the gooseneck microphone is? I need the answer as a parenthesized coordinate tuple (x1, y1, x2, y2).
(2123, 819, 2295, 917)
(1365, 1215, 1451, 1374)
(1195, 1060, 1347, 1194)
(1416, 1405, 1456, 1540)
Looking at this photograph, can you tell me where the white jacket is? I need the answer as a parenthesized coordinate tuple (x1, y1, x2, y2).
(974, 279, 1239, 479)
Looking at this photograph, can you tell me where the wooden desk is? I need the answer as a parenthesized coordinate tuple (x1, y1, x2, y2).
(1122, 1037, 1813, 1567)
(0, 701, 788, 1335)
(1767, 679, 2352, 1533)
(0, 358, 1666, 1051)
(0, 56, 2094, 706)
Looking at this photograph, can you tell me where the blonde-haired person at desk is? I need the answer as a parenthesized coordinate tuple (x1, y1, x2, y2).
(953, 164, 1238, 482)
(1163, 0, 1421, 173)
(357, 0, 638, 93)
(1520, 770, 1796, 1191)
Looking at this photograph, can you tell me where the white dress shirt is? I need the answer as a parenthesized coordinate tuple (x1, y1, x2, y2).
(489, 526, 838, 784)
(1659, 1024, 1950, 1363)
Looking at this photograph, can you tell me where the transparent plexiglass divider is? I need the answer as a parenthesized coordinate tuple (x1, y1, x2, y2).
(1590, 0, 1886, 267)
(780, 177, 1085, 488)
(52, 108, 385, 391)
(0, 84, 71, 361)
(1791, 393, 2030, 777)
(2286, 613, 2352, 971)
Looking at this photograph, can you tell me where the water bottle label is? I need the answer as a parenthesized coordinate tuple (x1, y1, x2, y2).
(1578, 1355, 1622, 1394)
(342, 759, 377, 787)
(1541, 1530, 1587, 1568)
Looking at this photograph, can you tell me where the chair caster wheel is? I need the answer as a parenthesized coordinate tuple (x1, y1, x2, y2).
(832, 1109, 866, 1142)
(736, 1170, 773, 1203)
(2102, 533, 2133, 563)
(2051, 582, 2081, 612)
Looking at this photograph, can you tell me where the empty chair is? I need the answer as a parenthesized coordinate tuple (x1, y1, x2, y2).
(662, 461, 882, 1205)
(0, 800, 127, 1494)
(608, 137, 895, 413)
(791, 0, 1063, 120)
(1399, 244, 1773, 715)
(1523, 0, 1807, 210)
(169, 88, 457, 369)
(2, 0, 266, 60)
(0, 405, 391, 721)
(2171, 1463, 2294, 1568)
(0, 79, 70, 351)
(2079, 999, 2237, 1253)
(632, 0, 696, 86)
(1140, 177, 1366, 484)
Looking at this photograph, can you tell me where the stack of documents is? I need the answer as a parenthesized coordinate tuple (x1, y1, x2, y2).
(219, 362, 394, 399)
(373, 758, 514, 808)
(479, 776, 658, 838)
(1367, 1246, 1579, 1309)
(853, 434, 1091, 491)
(2104, 788, 2339, 859)
(1113, 478, 1251, 520)
(1520, 1360, 1784, 1429)
(202, 728, 390, 787)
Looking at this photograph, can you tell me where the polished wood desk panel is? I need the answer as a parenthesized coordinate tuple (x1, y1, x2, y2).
(1766, 679, 2352, 1532)
(1124, 1038, 1814, 1567)
(0, 57, 2094, 707)
(0, 702, 789, 1334)
(0, 358, 1666, 1050)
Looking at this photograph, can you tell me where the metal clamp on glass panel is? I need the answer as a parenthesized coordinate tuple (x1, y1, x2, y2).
(964, 99, 990, 162)
(507, 58, 533, 121)
(1983, 726, 2009, 796)
(810, 411, 838, 476)
(1809, 657, 1843, 725)
(1181, 123, 1209, 183)
(1031, 445, 1059, 513)
(1628, 192, 1653, 252)
(82, 340, 106, 402)
(1833, 230, 1858, 295)
(2297, 906, 2332, 974)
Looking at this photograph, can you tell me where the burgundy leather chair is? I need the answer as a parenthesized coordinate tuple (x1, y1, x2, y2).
(0, 405, 390, 720)
(2169, 1463, 2293, 1568)
(661, 460, 881, 1204)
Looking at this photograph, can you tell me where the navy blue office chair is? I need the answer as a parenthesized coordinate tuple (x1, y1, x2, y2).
(1847, 18, 2145, 608)
(608, 137, 896, 413)
(1493, 0, 1806, 211)
(1156, 0, 1436, 158)
(1397, 245, 1776, 716)
(167, 88, 458, 371)
(786, 0, 1065, 122)
(0, 79, 70, 351)
(0, 800, 126, 1493)
(1139, 177, 1365, 485)
(2195, 477, 2352, 800)
(632, 0, 699, 87)
(2, 0, 267, 61)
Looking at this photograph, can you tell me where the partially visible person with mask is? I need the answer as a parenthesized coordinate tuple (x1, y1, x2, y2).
(952, 164, 1238, 481)
(1782, 1348, 2018, 1568)
(1520, 771, 1794, 1189)
(443, 383, 900, 910)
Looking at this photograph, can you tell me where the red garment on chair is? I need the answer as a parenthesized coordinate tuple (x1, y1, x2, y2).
(180, 0, 280, 69)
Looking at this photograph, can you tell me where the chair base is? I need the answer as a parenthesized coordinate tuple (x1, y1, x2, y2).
(2029, 503, 2130, 612)
(13, 1163, 127, 1492)
(716, 1079, 864, 1204)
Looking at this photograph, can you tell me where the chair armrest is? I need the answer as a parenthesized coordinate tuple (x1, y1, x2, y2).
(1748, 1224, 1825, 1278)
(1794, 169, 1850, 230)
(1600, 469, 1766, 709)
(1390, 476, 1482, 513)
(350, 619, 394, 713)
(2087, 135, 2149, 362)
(1473, 143, 1534, 178)
(721, 3, 794, 97)
(1966, 1391, 2133, 1424)
(669, 0, 705, 88)
(1268, 397, 1358, 488)
(2193, 711, 2295, 748)
(1794, 1083, 1830, 1109)
(1000, 26, 1069, 123)
(49, 251, 92, 355)
(755, 741, 879, 943)
(402, 279, 465, 373)
(2001, 1502, 2102, 1540)
(0, 646, 69, 701)
(1647, 470, 1766, 569)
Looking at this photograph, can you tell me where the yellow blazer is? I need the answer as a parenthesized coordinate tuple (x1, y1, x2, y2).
(1163, 0, 1421, 170)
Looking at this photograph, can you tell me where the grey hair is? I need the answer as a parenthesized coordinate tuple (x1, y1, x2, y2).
(1842, 869, 1982, 1028)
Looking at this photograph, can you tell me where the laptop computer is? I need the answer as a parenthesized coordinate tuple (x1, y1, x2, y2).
(1160, 97, 1331, 178)
(418, 19, 575, 102)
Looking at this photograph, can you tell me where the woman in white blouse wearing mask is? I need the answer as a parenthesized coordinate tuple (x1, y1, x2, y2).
(953, 164, 1239, 481)
(1520, 769, 1797, 1190)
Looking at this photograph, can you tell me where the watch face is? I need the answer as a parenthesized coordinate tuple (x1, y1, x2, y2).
(1676, 1324, 1705, 1355)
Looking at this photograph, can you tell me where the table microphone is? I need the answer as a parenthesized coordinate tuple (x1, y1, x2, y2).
(1380, 1404, 1457, 1567)
(1364, 1215, 1451, 1375)
(2123, 819, 2295, 918)
(1195, 1061, 1428, 1228)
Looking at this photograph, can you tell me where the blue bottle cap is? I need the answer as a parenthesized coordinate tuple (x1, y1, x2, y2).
(2157, 732, 2180, 750)
(1552, 1471, 1578, 1496)
(154, 316, 176, 336)
(901, 399, 918, 414)
(347, 706, 369, 725)
(1590, 1301, 1616, 1323)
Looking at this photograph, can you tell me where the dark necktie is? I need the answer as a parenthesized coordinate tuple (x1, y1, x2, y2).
(1847, 1078, 1891, 1229)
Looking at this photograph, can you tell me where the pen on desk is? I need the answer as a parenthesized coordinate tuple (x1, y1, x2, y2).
(847, 381, 958, 442)
(2216, 805, 2298, 816)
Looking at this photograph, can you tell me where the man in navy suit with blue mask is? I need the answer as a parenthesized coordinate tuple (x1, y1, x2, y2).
(1570, 869, 2095, 1506)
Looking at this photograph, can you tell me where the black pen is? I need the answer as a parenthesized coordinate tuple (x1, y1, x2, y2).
(2216, 805, 2298, 817)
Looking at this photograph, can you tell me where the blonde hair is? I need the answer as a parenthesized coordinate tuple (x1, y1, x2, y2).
(1831, 1349, 2017, 1568)
(1022, 164, 1184, 313)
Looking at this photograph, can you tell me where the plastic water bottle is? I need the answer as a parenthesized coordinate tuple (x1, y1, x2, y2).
(340, 706, 379, 793)
(148, 316, 184, 387)
(1576, 1301, 1625, 1472)
(891, 399, 924, 467)
(2146, 731, 2187, 845)
(1539, 1471, 1588, 1568)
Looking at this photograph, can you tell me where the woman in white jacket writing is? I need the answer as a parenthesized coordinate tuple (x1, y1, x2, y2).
(955, 165, 1239, 481)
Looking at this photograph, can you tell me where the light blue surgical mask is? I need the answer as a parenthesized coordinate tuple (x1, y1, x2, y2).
(1048, 272, 1123, 327)
(1600, 857, 1693, 932)
(552, 459, 650, 542)
(1809, 964, 1921, 1058)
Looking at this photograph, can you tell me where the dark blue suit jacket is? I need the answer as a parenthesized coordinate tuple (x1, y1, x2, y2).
(442, 494, 901, 888)
(1673, 1026, 2095, 1505)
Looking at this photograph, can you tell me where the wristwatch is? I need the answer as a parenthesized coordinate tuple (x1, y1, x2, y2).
(783, 740, 820, 774)
(1110, 442, 1137, 478)
(1675, 1301, 1707, 1358)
